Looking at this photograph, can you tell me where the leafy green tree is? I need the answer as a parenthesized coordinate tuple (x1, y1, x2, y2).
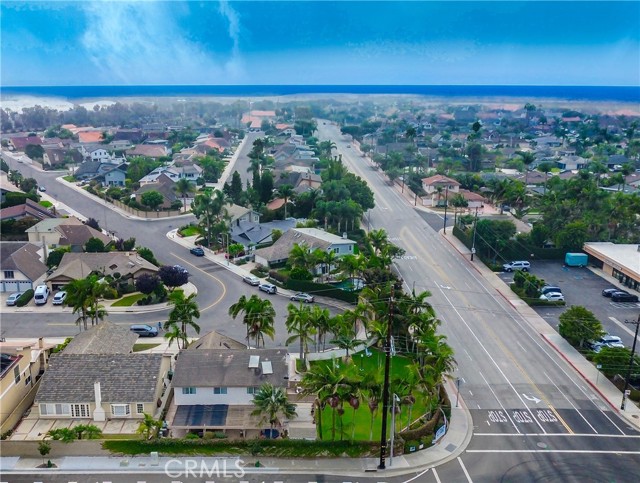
(38, 440, 51, 465)
(25, 144, 45, 160)
(165, 291, 200, 340)
(251, 383, 297, 431)
(84, 237, 106, 253)
(135, 273, 161, 295)
(137, 247, 159, 266)
(466, 142, 483, 171)
(475, 219, 516, 260)
(558, 306, 604, 349)
(19, 177, 38, 193)
(46, 247, 69, 268)
(140, 190, 164, 210)
(230, 171, 243, 204)
(277, 184, 295, 220)
(260, 170, 274, 204)
(227, 243, 244, 259)
(164, 323, 188, 349)
(555, 221, 588, 251)
(594, 347, 639, 378)
(158, 265, 189, 290)
(47, 428, 76, 443)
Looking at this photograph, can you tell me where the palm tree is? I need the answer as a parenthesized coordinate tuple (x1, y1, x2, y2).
(285, 303, 316, 365)
(191, 189, 229, 247)
(318, 140, 337, 159)
(174, 178, 195, 212)
(319, 249, 338, 282)
(367, 228, 389, 257)
(136, 413, 162, 440)
(164, 323, 188, 349)
(537, 162, 554, 195)
(65, 275, 107, 330)
(361, 370, 383, 441)
(165, 291, 201, 340)
(330, 334, 364, 362)
(229, 294, 275, 348)
(277, 184, 295, 220)
(251, 383, 297, 432)
(308, 305, 331, 351)
(450, 193, 468, 226)
(288, 243, 316, 273)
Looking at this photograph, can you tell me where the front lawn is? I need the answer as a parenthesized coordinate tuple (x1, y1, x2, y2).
(39, 200, 53, 208)
(179, 225, 201, 237)
(313, 349, 431, 441)
(132, 344, 161, 353)
(63, 175, 76, 182)
(111, 293, 146, 307)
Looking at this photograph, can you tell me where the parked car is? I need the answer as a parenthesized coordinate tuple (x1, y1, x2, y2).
(611, 292, 639, 303)
(130, 324, 158, 337)
(540, 286, 562, 295)
(190, 246, 205, 256)
(540, 292, 565, 302)
(600, 334, 623, 345)
(33, 285, 50, 305)
(243, 275, 260, 286)
(503, 261, 530, 272)
(258, 283, 277, 294)
(6, 292, 24, 306)
(602, 288, 627, 297)
(52, 291, 67, 305)
(38, 185, 46, 192)
(290, 292, 314, 303)
(174, 264, 189, 275)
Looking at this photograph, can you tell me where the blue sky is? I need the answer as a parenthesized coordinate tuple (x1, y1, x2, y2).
(1, 1, 638, 86)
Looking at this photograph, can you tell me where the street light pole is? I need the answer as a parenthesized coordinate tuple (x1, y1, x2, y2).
(389, 394, 400, 467)
(442, 186, 449, 234)
(621, 314, 640, 410)
(471, 206, 479, 261)
(377, 294, 394, 470)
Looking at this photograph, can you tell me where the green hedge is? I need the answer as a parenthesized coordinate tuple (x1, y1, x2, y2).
(269, 270, 358, 304)
(16, 289, 34, 307)
(510, 284, 564, 306)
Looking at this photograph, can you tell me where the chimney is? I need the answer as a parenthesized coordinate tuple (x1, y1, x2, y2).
(342, 232, 347, 239)
(93, 381, 106, 422)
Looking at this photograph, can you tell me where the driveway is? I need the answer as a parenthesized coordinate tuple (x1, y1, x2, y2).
(497, 260, 640, 348)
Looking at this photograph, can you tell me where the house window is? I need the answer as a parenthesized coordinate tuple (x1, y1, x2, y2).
(332, 248, 339, 254)
(136, 403, 144, 414)
(181, 387, 196, 395)
(25, 375, 31, 386)
(4, 270, 15, 279)
(111, 404, 131, 417)
(40, 403, 71, 416)
(246, 387, 259, 395)
(13, 366, 20, 384)
(213, 387, 227, 395)
(72, 404, 90, 418)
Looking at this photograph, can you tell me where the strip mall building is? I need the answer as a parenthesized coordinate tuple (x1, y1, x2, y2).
(583, 242, 640, 293)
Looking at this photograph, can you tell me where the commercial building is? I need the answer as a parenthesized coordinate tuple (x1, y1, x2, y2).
(583, 242, 640, 292)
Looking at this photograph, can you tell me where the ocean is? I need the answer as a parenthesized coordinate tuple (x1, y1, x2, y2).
(2, 85, 639, 102)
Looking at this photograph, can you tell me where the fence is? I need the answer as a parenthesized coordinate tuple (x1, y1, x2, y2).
(111, 199, 182, 219)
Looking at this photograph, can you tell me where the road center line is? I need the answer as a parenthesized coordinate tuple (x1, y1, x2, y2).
(478, 371, 520, 433)
(466, 449, 640, 454)
(543, 371, 598, 434)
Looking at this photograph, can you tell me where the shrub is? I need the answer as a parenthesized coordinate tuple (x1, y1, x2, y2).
(119, 283, 137, 295)
(102, 287, 119, 300)
(289, 267, 313, 281)
(16, 289, 34, 307)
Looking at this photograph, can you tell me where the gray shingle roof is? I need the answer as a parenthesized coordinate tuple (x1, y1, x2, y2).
(172, 349, 288, 388)
(35, 353, 164, 403)
(63, 321, 139, 355)
(0, 242, 47, 282)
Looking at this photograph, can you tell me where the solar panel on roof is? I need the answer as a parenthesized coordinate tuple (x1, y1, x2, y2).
(249, 355, 260, 368)
(262, 360, 273, 375)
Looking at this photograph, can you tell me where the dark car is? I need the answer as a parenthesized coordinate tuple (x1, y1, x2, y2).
(190, 246, 205, 256)
(611, 292, 639, 303)
(602, 288, 627, 297)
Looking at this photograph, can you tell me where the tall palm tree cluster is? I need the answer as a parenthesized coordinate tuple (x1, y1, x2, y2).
(164, 291, 201, 349)
(64, 274, 108, 331)
(191, 189, 231, 249)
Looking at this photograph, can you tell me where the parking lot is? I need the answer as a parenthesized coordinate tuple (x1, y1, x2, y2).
(498, 260, 640, 349)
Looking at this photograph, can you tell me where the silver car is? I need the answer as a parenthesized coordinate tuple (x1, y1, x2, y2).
(6, 292, 24, 306)
(290, 292, 314, 303)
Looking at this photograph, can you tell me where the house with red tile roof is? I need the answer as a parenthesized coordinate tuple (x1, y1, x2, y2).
(420, 174, 460, 207)
(77, 131, 104, 144)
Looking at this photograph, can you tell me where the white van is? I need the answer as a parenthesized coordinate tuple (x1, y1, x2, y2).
(34, 285, 50, 305)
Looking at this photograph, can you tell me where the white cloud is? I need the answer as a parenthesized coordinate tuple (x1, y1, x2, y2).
(80, 1, 245, 84)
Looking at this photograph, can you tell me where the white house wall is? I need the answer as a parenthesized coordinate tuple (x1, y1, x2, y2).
(174, 387, 255, 406)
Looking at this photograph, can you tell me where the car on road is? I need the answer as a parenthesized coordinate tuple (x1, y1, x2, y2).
(610, 292, 639, 303)
(52, 291, 67, 305)
(6, 292, 24, 306)
(602, 287, 627, 297)
(38, 185, 46, 192)
(130, 324, 158, 337)
(190, 246, 205, 256)
(243, 275, 260, 286)
(503, 260, 530, 272)
(258, 283, 277, 294)
(540, 292, 565, 302)
(174, 264, 189, 275)
(290, 292, 314, 303)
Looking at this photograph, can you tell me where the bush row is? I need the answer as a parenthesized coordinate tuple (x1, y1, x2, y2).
(16, 289, 34, 307)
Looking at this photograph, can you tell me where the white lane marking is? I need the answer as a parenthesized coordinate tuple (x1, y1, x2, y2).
(516, 341, 527, 353)
(467, 449, 640, 454)
(451, 254, 626, 435)
(522, 393, 541, 404)
(401, 468, 430, 483)
(543, 371, 598, 434)
(478, 371, 520, 433)
(609, 316, 638, 338)
(468, 390, 473, 396)
(432, 467, 442, 483)
(437, 284, 546, 433)
(477, 404, 481, 409)
(457, 456, 473, 483)
(474, 433, 640, 437)
(463, 349, 473, 360)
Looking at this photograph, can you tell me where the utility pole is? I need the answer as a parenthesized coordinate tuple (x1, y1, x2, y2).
(442, 186, 449, 234)
(378, 292, 394, 470)
(471, 206, 479, 261)
(621, 314, 640, 410)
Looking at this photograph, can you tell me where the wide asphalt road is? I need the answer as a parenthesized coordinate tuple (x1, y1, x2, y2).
(315, 122, 640, 481)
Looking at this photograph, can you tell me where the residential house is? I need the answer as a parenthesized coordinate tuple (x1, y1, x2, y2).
(457, 189, 487, 210)
(607, 154, 630, 170)
(0, 339, 51, 433)
(63, 321, 139, 355)
(95, 163, 128, 187)
(274, 171, 322, 195)
(8, 136, 42, 152)
(0, 198, 56, 222)
(420, 174, 461, 207)
(77, 131, 104, 144)
(557, 155, 587, 171)
(187, 331, 246, 351)
(0, 171, 23, 204)
(113, 128, 144, 144)
(135, 173, 179, 209)
(35, 353, 170, 421)
(0, 242, 47, 292)
(45, 251, 158, 290)
(534, 135, 562, 148)
(139, 162, 202, 185)
(127, 144, 170, 159)
(170, 349, 288, 434)
(74, 161, 113, 181)
(254, 227, 356, 270)
(42, 148, 83, 168)
(226, 204, 261, 225)
(26, 216, 111, 251)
